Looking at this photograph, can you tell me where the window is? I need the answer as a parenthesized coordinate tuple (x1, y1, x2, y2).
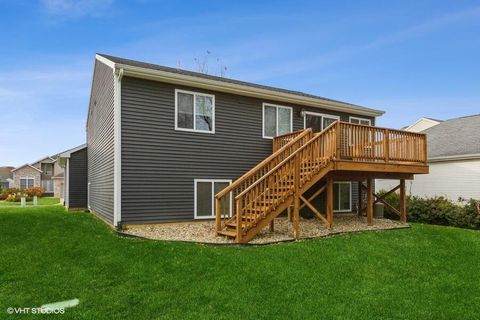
(303, 112, 339, 132)
(175, 89, 215, 133)
(20, 176, 34, 190)
(194, 179, 232, 219)
(42, 180, 53, 192)
(349, 116, 371, 126)
(263, 103, 293, 138)
(333, 182, 351, 212)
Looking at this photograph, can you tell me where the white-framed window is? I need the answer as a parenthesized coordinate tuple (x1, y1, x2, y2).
(41, 180, 54, 192)
(349, 116, 372, 126)
(262, 103, 293, 139)
(175, 89, 215, 133)
(333, 182, 352, 212)
(194, 179, 232, 219)
(303, 111, 340, 132)
(20, 176, 35, 189)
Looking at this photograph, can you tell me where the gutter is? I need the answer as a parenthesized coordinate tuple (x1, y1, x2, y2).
(428, 153, 480, 163)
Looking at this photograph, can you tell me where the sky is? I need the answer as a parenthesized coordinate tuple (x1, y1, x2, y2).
(0, 0, 479, 166)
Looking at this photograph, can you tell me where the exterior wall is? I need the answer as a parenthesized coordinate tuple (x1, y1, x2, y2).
(68, 148, 88, 208)
(87, 60, 115, 223)
(121, 76, 374, 223)
(405, 118, 440, 133)
(376, 159, 480, 201)
(12, 167, 41, 189)
(53, 178, 64, 199)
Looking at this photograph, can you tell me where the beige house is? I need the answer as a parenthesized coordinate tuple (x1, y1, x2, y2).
(11, 156, 65, 199)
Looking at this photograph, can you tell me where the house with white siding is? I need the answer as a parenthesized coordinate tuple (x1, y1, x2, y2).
(377, 114, 480, 201)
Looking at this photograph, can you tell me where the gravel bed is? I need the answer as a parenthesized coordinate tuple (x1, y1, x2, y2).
(124, 214, 408, 245)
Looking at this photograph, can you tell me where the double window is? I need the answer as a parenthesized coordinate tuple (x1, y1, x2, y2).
(194, 179, 232, 219)
(303, 112, 339, 132)
(263, 103, 293, 138)
(333, 182, 352, 212)
(175, 89, 215, 133)
(349, 116, 371, 126)
(20, 176, 34, 189)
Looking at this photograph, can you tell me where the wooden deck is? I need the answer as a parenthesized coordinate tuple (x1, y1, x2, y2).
(215, 121, 429, 243)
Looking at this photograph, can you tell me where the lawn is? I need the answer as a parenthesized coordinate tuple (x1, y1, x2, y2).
(1, 206, 479, 319)
(0, 197, 60, 206)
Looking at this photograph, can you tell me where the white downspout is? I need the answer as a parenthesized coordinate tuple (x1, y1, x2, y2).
(113, 68, 123, 228)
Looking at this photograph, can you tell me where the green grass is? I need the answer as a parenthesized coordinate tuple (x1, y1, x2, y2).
(0, 197, 60, 206)
(1, 206, 479, 319)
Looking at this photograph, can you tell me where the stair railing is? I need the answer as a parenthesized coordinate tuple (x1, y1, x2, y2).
(215, 128, 313, 234)
(233, 122, 339, 240)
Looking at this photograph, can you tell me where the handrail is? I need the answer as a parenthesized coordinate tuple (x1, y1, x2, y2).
(272, 129, 307, 152)
(236, 122, 338, 199)
(215, 128, 312, 199)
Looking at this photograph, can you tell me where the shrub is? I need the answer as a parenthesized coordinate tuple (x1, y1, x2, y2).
(24, 187, 44, 197)
(0, 188, 20, 200)
(378, 190, 480, 230)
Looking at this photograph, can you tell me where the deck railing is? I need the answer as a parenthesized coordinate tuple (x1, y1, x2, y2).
(338, 122, 427, 164)
(272, 130, 307, 152)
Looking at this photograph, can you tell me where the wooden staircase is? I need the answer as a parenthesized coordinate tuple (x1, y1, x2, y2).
(215, 121, 428, 243)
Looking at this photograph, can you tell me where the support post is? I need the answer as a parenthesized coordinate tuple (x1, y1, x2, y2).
(326, 177, 334, 229)
(293, 153, 301, 239)
(269, 220, 275, 232)
(366, 179, 373, 225)
(357, 181, 363, 216)
(215, 197, 221, 233)
(400, 179, 406, 223)
(236, 200, 242, 243)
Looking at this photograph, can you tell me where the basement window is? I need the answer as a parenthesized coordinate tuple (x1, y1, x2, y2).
(175, 89, 215, 133)
(194, 179, 232, 219)
(263, 103, 293, 138)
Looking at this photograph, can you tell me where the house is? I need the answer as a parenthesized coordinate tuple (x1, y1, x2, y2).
(403, 117, 443, 132)
(0, 166, 14, 189)
(86, 53, 428, 242)
(57, 144, 88, 209)
(378, 114, 480, 201)
(11, 155, 64, 198)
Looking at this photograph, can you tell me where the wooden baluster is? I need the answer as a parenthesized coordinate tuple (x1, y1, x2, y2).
(384, 129, 389, 163)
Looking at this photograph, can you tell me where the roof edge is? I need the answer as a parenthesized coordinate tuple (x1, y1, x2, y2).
(97, 54, 385, 117)
(58, 144, 87, 158)
(11, 164, 43, 173)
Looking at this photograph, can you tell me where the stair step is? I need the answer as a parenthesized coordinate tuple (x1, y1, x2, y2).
(218, 229, 237, 238)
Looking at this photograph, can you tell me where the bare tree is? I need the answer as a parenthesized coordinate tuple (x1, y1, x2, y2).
(192, 51, 228, 77)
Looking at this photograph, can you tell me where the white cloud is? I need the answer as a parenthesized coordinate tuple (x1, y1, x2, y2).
(40, 0, 115, 18)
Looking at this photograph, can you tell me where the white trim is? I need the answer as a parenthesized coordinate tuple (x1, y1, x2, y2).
(113, 68, 123, 227)
(194, 179, 232, 219)
(94, 54, 383, 117)
(87, 182, 91, 210)
(58, 144, 87, 158)
(65, 159, 70, 208)
(262, 103, 293, 139)
(349, 116, 372, 125)
(429, 153, 480, 162)
(11, 164, 43, 173)
(333, 181, 352, 212)
(175, 89, 215, 134)
(303, 111, 340, 131)
(95, 54, 116, 69)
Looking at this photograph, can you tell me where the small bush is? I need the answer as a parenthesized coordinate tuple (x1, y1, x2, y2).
(0, 188, 20, 200)
(24, 187, 44, 197)
(378, 190, 480, 230)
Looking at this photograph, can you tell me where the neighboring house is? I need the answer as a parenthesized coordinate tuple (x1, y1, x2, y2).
(86, 54, 427, 232)
(11, 155, 65, 199)
(377, 114, 480, 201)
(58, 144, 87, 209)
(403, 117, 443, 132)
(0, 166, 14, 189)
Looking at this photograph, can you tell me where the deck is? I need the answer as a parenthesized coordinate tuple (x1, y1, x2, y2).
(215, 121, 429, 243)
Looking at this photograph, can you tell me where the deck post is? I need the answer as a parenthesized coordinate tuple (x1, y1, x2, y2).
(400, 179, 407, 223)
(269, 220, 275, 232)
(357, 181, 363, 216)
(293, 196, 300, 239)
(366, 179, 373, 225)
(326, 177, 334, 228)
(215, 197, 221, 233)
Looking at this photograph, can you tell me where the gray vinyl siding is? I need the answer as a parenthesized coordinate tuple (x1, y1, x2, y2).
(68, 148, 88, 208)
(121, 76, 374, 223)
(86, 60, 115, 224)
